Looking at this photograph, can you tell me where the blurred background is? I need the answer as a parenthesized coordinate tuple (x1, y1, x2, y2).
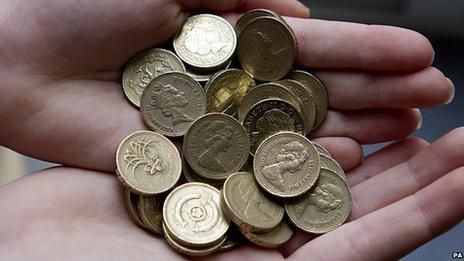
(0, 0, 462, 259)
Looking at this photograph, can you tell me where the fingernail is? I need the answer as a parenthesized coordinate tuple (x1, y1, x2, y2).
(415, 109, 423, 130)
(445, 78, 455, 104)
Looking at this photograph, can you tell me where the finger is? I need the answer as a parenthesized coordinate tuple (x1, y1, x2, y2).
(311, 108, 422, 144)
(316, 67, 453, 110)
(286, 18, 434, 71)
(312, 137, 363, 171)
(348, 137, 429, 187)
(178, 0, 310, 18)
(290, 167, 464, 260)
(349, 127, 464, 220)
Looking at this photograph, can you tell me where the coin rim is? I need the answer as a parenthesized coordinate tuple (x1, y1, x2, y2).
(138, 195, 164, 235)
(238, 221, 293, 248)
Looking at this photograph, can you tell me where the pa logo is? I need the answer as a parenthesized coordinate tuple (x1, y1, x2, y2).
(453, 252, 464, 259)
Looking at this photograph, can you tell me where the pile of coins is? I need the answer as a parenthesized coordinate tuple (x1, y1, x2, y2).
(116, 9, 352, 256)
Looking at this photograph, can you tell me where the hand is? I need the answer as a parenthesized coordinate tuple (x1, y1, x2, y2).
(0, 0, 458, 259)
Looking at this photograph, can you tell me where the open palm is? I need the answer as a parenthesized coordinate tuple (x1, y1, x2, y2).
(0, 0, 461, 260)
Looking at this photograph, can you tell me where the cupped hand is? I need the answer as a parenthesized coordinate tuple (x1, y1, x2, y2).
(0, 0, 459, 259)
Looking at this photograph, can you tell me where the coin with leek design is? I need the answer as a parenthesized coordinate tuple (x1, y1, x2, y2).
(254, 132, 320, 198)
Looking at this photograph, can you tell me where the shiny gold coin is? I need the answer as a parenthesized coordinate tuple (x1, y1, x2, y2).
(116, 131, 182, 196)
(313, 142, 331, 157)
(242, 99, 305, 155)
(163, 223, 226, 256)
(182, 157, 223, 188)
(184, 113, 250, 180)
(320, 154, 346, 180)
(123, 189, 148, 229)
(163, 182, 230, 247)
(122, 48, 186, 107)
(287, 70, 328, 130)
(205, 69, 256, 115)
(238, 17, 297, 81)
(173, 14, 237, 70)
(277, 79, 316, 134)
(237, 82, 302, 123)
(138, 195, 164, 235)
(235, 9, 283, 36)
(140, 72, 206, 137)
(285, 168, 352, 234)
(187, 60, 232, 84)
(254, 132, 321, 198)
(222, 172, 284, 233)
(239, 221, 293, 248)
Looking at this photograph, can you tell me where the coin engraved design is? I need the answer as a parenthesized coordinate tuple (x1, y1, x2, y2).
(163, 183, 229, 247)
(138, 195, 164, 235)
(235, 9, 282, 36)
(182, 158, 223, 188)
(254, 132, 320, 198)
(285, 169, 351, 234)
(242, 99, 304, 155)
(184, 113, 250, 180)
(320, 154, 346, 180)
(222, 172, 284, 233)
(141, 72, 206, 137)
(237, 82, 302, 123)
(238, 17, 297, 81)
(174, 14, 236, 69)
(205, 69, 256, 115)
(287, 70, 328, 131)
(122, 48, 186, 107)
(116, 131, 182, 195)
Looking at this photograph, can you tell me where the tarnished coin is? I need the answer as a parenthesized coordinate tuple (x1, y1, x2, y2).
(313, 142, 331, 157)
(116, 131, 182, 196)
(222, 172, 284, 233)
(163, 182, 230, 247)
(184, 113, 250, 180)
(285, 169, 352, 234)
(219, 227, 243, 251)
(287, 70, 328, 130)
(138, 195, 164, 235)
(123, 189, 148, 229)
(238, 17, 297, 81)
(182, 157, 223, 188)
(205, 69, 256, 115)
(237, 82, 302, 123)
(254, 132, 320, 198)
(242, 99, 305, 155)
(163, 223, 227, 256)
(187, 60, 232, 84)
(173, 14, 236, 69)
(239, 221, 293, 248)
(140, 72, 206, 137)
(235, 9, 282, 36)
(277, 79, 316, 133)
(320, 154, 346, 180)
(122, 48, 186, 107)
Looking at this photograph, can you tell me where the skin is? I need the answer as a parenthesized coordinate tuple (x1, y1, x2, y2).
(0, 0, 460, 260)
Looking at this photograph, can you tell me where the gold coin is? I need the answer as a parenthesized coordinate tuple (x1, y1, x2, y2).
(187, 60, 232, 84)
(184, 113, 250, 180)
(277, 79, 316, 134)
(138, 195, 164, 235)
(320, 154, 346, 180)
(163, 182, 230, 247)
(222, 172, 284, 233)
(205, 69, 256, 115)
(219, 226, 243, 251)
(123, 189, 148, 229)
(239, 221, 293, 248)
(116, 131, 182, 196)
(313, 141, 331, 157)
(163, 222, 226, 256)
(287, 70, 328, 130)
(254, 132, 320, 198)
(235, 9, 283, 36)
(173, 14, 236, 70)
(238, 17, 297, 81)
(237, 82, 302, 123)
(140, 72, 206, 137)
(242, 99, 305, 155)
(182, 157, 223, 188)
(122, 48, 186, 107)
(285, 169, 351, 234)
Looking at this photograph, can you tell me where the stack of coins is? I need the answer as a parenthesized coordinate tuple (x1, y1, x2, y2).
(116, 9, 352, 256)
